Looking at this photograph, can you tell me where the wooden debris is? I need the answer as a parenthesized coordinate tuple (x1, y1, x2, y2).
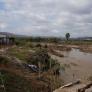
(60, 80, 81, 89)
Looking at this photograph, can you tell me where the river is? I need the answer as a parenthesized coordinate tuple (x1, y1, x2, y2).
(52, 48, 92, 84)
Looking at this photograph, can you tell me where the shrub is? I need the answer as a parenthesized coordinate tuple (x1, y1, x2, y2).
(35, 44, 42, 48)
(27, 48, 49, 64)
(27, 48, 57, 70)
(0, 56, 9, 65)
(44, 44, 48, 48)
(0, 70, 33, 92)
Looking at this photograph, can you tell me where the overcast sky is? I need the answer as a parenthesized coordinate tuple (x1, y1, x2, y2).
(0, 0, 92, 37)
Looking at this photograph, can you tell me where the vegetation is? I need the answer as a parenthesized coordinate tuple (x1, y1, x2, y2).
(0, 56, 10, 65)
(62, 40, 92, 45)
(7, 47, 31, 61)
(9, 37, 15, 45)
(15, 37, 61, 46)
(1, 35, 92, 92)
(0, 47, 62, 92)
(0, 70, 33, 92)
(27, 48, 60, 71)
(65, 33, 70, 41)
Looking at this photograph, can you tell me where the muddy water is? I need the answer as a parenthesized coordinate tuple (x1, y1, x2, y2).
(52, 48, 92, 84)
(63, 48, 92, 62)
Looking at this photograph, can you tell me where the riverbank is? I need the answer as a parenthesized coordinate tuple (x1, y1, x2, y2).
(52, 45, 92, 92)
(0, 46, 62, 92)
(51, 47, 92, 84)
(0, 43, 92, 92)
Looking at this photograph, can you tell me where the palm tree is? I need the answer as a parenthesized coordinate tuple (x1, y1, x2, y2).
(65, 33, 70, 41)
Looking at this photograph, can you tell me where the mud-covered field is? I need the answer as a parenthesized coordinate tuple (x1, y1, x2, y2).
(0, 43, 92, 92)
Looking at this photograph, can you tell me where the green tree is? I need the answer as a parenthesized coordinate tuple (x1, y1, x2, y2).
(9, 37, 15, 45)
(65, 33, 70, 41)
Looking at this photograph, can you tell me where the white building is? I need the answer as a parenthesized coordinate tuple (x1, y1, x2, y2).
(0, 34, 14, 45)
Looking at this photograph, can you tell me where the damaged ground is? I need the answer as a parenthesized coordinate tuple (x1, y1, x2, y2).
(0, 46, 62, 92)
(0, 42, 92, 92)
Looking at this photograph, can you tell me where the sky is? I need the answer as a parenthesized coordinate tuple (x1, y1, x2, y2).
(0, 0, 92, 37)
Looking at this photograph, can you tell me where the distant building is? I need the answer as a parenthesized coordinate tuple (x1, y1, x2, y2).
(84, 38, 92, 41)
(0, 34, 15, 45)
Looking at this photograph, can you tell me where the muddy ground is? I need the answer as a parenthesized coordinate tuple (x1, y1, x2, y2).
(0, 44, 92, 92)
(51, 44, 92, 84)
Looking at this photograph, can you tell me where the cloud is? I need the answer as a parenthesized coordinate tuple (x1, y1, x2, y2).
(0, 22, 7, 29)
(0, 0, 92, 37)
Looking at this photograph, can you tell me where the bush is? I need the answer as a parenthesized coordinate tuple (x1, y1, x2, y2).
(44, 44, 48, 48)
(35, 44, 42, 48)
(0, 70, 33, 92)
(0, 56, 9, 65)
(27, 48, 57, 70)
(27, 48, 49, 64)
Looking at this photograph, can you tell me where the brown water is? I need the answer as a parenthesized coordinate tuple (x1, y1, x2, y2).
(63, 48, 92, 62)
(53, 48, 92, 84)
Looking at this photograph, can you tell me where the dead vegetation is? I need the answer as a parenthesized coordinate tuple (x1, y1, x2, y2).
(47, 44, 72, 51)
(79, 46, 92, 53)
(0, 47, 62, 92)
(1, 41, 92, 92)
(49, 49, 64, 57)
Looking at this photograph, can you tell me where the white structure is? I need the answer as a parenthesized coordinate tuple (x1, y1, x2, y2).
(0, 34, 14, 45)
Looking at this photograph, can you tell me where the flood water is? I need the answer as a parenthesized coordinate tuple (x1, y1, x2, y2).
(63, 48, 92, 62)
(55, 48, 92, 83)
